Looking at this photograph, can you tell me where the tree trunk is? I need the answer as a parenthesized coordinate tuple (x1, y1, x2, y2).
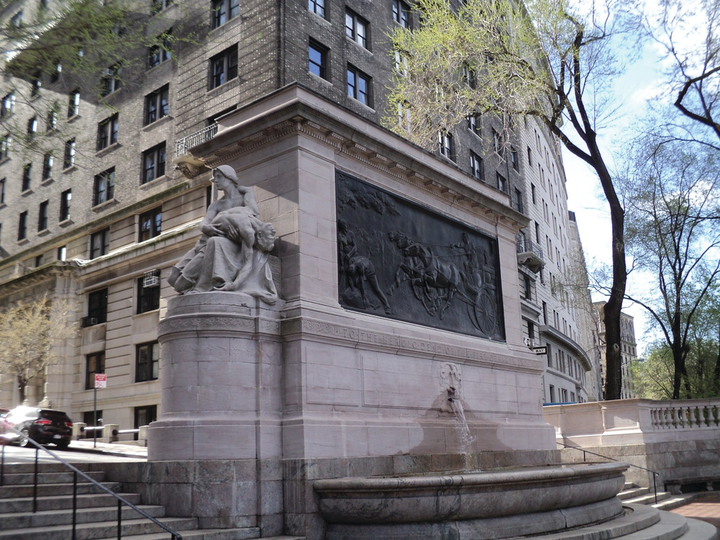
(593, 156, 626, 400)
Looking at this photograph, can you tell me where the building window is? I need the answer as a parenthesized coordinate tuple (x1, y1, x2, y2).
(86, 288, 108, 326)
(134, 405, 156, 433)
(347, 65, 371, 106)
(549, 384, 555, 402)
(10, 10, 23, 26)
(68, 89, 80, 118)
(50, 62, 62, 84)
(93, 169, 115, 206)
(18, 211, 27, 240)
(438, 131, 454, 161)
(212, 0, 239, 28)
(137, 275, 160, 313)
(496, 172, 507, 192)
(467, 113, 481, 136)
(392, 0, 411, 28)
(493, 129, 502, 153)
(63, 139, 76, 169)
(151, 0, 171, 13)
(308, 0, 324, 17)
(83, 410, 103, 429)
(58, 245, 66, 261)
(0, 135, 10, 160)
(90, 229, 109, 259)
(510, 146, 519, 171)
(514, 188, 523, 213)
(85, 352, 105, 390)
(0, 178, 5, 204)
(38, 200, 48, 231)
(142, 143, 167, 184)
(346, 10, 368, 49)
(42, 154, 53, 180)
(21, 163, 31, 192)
(97, 114, 119, 150)
(139, 207, 162, 242)
(134, 405, 157, 438)
(531, 184, 536, 204)
(101, 64, 122, 96)
(144, 86, 169, 125)
(1, 93, 15, 118)
(523, 274, 532, 301)
(136, 342, 160, 382)
(528, 321, 535, 340)
(462, 64, 476, 88)
(527, 146, 532, 166)
(210, 45, 238, 89)
(59, 189, 71, 221)
(31, 73, 41, 97)
(27, 116, 38, 138)
(470, 151, 483, 180)
(309, 40, 328, 79)
(46, 109, 57, 131)
(148, 31, 172, 68)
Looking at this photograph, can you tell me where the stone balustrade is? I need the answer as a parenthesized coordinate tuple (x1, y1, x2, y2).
(648, 400, 720, 430)
(544, 398, 720, 446)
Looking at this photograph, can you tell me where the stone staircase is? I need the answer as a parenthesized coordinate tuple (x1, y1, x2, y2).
(0, 460, 714, 540)
(0, 461, 294, 540)
(619, 481, 704, 511)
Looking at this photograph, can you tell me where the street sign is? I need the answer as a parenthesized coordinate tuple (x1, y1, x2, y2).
(533, 346, 548, 355)
(95, 373, 107, 388)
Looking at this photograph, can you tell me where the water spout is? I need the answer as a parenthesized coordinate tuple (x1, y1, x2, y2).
(447, 389, 476, 453)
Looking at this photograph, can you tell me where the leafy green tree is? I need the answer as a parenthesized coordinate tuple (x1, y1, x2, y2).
(0, 295, 77, 404)
(385, 0, 642, 398)
(621, 138, 720, 398)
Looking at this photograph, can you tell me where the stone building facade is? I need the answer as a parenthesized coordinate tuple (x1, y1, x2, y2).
(0, 0, 597, 428)
(594, 301, 639, 399)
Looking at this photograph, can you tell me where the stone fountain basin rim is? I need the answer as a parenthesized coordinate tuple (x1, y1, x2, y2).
(313, 461, 629, 493)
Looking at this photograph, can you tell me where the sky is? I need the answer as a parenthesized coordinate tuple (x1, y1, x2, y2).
(564, 41, 666, 356)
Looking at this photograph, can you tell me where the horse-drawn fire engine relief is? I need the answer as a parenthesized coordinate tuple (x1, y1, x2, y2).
(336, 171, 505, 340)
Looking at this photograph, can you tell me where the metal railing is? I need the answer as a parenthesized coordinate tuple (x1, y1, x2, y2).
(557, 441, 659, 504)
(0, 427, 181, 540)
(175, 124, 217, 157)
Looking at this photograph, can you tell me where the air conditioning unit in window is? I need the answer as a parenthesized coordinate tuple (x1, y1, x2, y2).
(143, 270, 160, 288)
(81, 316, 99, 327)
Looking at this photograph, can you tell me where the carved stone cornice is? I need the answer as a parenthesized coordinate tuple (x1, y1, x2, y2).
(190, 86, 527, 231)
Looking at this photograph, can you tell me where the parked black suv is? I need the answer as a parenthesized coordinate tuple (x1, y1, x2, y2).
(3, 407, 73, 449)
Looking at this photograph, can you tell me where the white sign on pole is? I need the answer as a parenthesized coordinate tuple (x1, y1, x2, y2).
(95, 373, 107, 388)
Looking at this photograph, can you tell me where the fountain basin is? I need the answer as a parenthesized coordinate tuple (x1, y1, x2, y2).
(314, 462, 628, 539)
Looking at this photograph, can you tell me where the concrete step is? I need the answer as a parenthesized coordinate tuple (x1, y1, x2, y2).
(652, 494, 702, 512)
(0, 462, 100, 475)
(0, 503, 166, 530)
(0, 516, 199, 540)
(677, 518, 718, 540)
(0, 491, 141, 513)
(620, 487, 651, 500)
(104, 528, 264, 540)
(624, 492, 672, 506)
(531, 504, 661, 539)
(613, 510, 688, 539)
(0, 481, 120, 498)
(0, 470, 105, 486)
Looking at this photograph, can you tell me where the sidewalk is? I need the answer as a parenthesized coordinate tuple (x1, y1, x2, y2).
(68, 439, 148, 459)
(670, 493, 720, 533)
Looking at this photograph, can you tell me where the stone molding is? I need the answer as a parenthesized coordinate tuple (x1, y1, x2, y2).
(282, 315, 542, 373)
(158, 312, 282, 338)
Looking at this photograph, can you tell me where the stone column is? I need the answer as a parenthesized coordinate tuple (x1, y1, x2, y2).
(147, 292, 284, 532)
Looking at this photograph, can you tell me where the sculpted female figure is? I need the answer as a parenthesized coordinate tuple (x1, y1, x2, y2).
(167, 165, 278, 303)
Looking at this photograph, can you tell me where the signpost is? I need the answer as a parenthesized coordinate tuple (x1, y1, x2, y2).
(533, 346, 548, 355)
(93, 374, 106, 448)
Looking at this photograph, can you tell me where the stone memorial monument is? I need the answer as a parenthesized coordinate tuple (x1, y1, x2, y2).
(146, 87, 631, 540)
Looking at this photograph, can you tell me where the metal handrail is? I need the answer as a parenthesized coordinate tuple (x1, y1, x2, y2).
(556, 441, 659, 504)
(0, 425, 181, 540)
